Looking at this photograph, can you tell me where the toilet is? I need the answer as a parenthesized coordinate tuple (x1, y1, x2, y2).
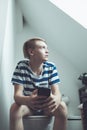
(23, 115, 83, 130)
(23, 115, 54, 130)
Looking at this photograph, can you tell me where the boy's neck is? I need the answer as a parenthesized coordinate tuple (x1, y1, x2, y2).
(29, 61, 43, 75)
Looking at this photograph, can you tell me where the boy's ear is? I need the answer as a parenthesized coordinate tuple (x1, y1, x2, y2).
(28, 48, 34, 56)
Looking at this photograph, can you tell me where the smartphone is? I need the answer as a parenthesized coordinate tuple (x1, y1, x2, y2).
(38, 87, 51, 97)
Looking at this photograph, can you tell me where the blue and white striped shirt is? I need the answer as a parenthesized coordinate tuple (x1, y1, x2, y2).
(11, 60, 60, 96)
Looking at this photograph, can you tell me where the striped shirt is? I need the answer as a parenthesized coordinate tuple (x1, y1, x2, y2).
(11, 60, 60, 96)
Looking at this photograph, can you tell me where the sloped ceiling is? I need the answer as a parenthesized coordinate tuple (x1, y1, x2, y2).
(17, 0, 87, 72)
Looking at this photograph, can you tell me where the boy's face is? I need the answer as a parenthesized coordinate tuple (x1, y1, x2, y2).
(32, 40, 49, 62)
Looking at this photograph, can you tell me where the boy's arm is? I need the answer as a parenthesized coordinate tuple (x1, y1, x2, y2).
(13, 84, 41, 110)
(13, 84, 30, 106)
(51, 84, 61, 105)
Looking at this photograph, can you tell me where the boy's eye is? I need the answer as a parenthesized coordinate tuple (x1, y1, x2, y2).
(39, 46, 45, 49)
(38, 45, 48, 49)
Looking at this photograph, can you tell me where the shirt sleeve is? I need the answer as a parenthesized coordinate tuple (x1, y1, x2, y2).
(48, 64, 60, 86)
(11, 62, 24, 85)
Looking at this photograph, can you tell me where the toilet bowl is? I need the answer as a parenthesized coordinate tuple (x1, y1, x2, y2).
(23, 115, 54, 130)
(23, 115, 83, 130)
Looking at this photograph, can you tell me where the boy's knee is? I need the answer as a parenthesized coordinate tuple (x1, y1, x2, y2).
(10, 103, 32, 120)
(60, 101, 68, 117)
(54, 101, 68, 118)
(10, 103, 22, 120)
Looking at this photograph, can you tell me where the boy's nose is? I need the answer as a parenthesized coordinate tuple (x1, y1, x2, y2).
(46, 48, 49, 53)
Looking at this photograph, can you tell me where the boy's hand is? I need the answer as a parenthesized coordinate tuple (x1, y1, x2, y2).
(40, 93, 59, 114)
(28, 89, 46, 110)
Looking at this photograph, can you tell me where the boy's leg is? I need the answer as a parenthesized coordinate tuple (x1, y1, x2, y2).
(44, 101, 67, 130)
(53, 101, 67, 130)
(10, 103, 33, 130)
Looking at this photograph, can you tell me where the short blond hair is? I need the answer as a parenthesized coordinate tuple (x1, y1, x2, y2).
(23, 38, 46, 59)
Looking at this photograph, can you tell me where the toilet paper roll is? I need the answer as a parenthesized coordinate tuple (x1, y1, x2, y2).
(62, 96, 70, 105)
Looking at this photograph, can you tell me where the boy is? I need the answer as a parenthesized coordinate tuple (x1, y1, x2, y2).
(10, 38, 67, 130)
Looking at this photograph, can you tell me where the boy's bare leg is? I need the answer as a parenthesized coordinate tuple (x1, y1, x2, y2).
(44, 101, 67, 130)
(53, 101, 67, 130)
(10, 103, 32, 130)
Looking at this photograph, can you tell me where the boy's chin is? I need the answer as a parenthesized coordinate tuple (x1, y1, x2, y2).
(43, 58, 48, 61)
